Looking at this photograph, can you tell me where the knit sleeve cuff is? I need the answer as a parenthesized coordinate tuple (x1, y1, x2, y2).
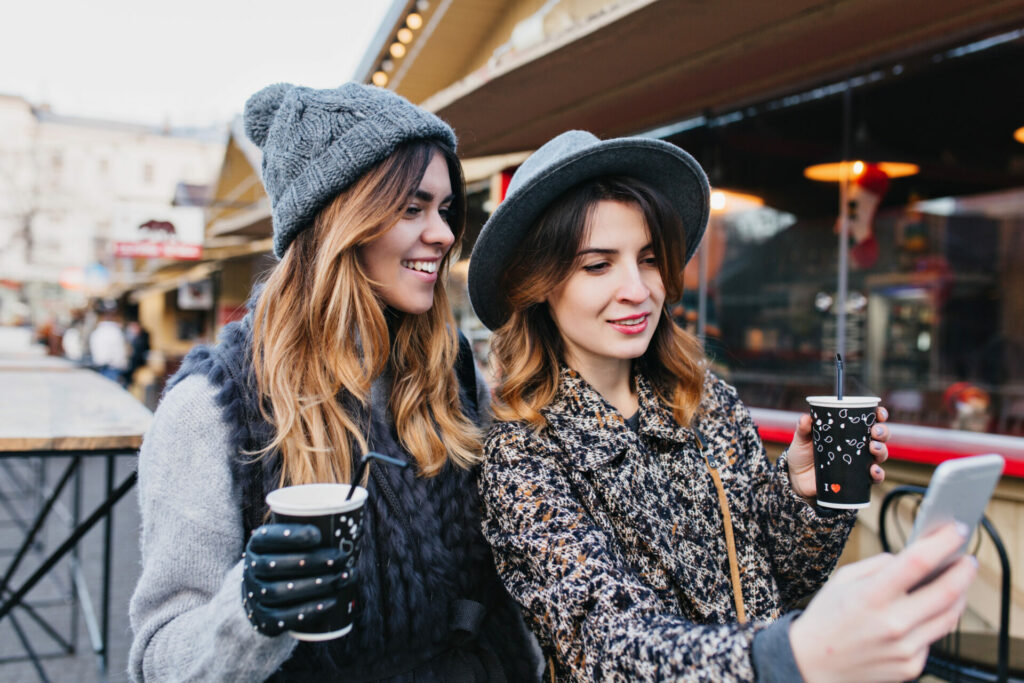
(752, 611, 804, 683)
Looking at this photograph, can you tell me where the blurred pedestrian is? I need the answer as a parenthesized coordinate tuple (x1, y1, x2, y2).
(34, 317, 60, 355)
(123, 320, 150, 386)
(89, 302, 127, 384)
(129, 83, 541, 682)
(62, 309, 86, 362)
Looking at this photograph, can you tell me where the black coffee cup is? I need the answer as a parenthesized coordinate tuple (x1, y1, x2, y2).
(265, 483, 366, 641)
(806, 396, 880, 509)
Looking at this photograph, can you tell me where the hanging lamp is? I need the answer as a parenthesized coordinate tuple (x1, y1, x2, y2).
(804, 123, 919, 182)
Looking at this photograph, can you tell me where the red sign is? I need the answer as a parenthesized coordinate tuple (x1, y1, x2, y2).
(113, 242, 202, 260)
(218, 303, 248, 327)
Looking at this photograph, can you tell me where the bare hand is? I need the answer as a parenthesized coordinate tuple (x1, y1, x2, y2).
(789, 523, 977, 683)
(787, 406, 890, 499)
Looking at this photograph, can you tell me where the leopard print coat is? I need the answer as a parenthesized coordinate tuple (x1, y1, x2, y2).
(480, 367, 856, 682)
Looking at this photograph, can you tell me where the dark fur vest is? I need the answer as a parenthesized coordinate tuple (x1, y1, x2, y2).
(169, 313, 538, 682)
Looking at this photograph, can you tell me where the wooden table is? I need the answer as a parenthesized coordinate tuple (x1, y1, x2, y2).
(0, 367, 151, 681)
(0, 368, 151, 451)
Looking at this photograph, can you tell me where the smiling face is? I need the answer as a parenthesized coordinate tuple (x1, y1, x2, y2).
(358, 150, 456, 315)
(546, 199, 666, 383)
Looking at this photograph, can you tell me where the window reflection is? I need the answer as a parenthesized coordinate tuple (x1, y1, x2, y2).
(680, 191, 1024, 437)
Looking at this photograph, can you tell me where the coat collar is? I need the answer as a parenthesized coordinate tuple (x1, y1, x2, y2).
(542, 366, 698, 470)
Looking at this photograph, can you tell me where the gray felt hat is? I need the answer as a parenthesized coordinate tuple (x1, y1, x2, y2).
(243, 82, 457, 258)
(467, 130, 710, 331)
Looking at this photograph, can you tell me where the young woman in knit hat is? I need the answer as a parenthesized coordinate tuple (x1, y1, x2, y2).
(468, 130, 977, 682)
(129, 83, 541, 682)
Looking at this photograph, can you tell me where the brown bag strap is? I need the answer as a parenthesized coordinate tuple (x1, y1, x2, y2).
(695, 429, 747, 624)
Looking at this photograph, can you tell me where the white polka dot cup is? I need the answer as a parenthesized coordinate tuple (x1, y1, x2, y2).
(805, 396, 880, 509)
(265, 483, 366, 641)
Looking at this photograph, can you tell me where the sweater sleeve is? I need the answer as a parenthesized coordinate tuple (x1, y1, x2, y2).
(721, 380, 856, 606)
(751, 612, 804, 682)
(481, 423, 767, 683)
(128, 374, 297, 682)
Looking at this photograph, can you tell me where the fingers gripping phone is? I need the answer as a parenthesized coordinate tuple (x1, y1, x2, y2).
(907, 454, 1005, 589)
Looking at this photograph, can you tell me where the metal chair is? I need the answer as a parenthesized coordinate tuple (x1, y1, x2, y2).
(878, 485, 1019, 683)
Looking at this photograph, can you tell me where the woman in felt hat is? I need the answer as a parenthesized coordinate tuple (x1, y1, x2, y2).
(129, 83, 541, 682)
(469, 130, 977, 682)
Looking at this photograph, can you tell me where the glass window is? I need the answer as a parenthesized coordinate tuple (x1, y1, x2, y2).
(663, 31, 1023, 437)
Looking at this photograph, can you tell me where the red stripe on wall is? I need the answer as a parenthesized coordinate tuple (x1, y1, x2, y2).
(755, 425, 1024, 478)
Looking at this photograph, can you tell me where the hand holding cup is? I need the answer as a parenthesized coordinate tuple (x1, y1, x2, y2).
(786, 404, 890, 502)
(245, 482, 368, 640)
(243, 522, 357, 637)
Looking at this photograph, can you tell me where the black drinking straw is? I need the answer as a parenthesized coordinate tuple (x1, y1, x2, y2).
(346, 451, 407, 500)
(835, 353, 844, 401)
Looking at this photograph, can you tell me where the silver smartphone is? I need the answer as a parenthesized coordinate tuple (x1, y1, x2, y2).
(907, 453, 1005, 589)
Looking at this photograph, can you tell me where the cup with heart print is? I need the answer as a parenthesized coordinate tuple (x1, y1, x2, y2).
(805, 395, 881, 509)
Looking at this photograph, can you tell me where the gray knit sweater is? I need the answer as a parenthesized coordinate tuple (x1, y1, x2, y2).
(129, 374, 297, 681)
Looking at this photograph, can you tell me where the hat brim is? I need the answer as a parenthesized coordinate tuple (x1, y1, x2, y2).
(468, 137, 709, 330)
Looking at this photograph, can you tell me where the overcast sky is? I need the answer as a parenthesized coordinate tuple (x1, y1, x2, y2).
(2, 0, 391, 127)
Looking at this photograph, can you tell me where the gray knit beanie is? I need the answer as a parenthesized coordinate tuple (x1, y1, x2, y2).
(243, 82, 458, 258)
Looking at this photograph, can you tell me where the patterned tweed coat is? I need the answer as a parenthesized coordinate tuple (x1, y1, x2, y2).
(480, 367, 857, 682)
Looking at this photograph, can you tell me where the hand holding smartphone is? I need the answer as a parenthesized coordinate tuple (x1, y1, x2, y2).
(907, 453, 1004, 589)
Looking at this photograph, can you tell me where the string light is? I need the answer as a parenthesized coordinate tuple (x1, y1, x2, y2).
(371, 3, 433, 87)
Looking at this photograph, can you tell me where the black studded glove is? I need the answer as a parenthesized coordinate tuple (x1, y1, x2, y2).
(242, 523, 357, 637)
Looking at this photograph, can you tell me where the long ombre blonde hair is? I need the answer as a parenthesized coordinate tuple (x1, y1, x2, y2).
(251, 141, 480, 487)
(491, 176, 706, 428)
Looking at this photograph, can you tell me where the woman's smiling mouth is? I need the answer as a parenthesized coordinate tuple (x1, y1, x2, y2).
(608, 313, 649, 335)
(401, 260, 439, 274)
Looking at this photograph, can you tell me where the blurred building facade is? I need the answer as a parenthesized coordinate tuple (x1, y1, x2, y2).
(0, 93, 223, 325)
(121, 117, 273, 377)
(355, 0, 1024, 439)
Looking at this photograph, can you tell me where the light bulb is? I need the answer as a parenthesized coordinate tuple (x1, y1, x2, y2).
(710, 190, 726, 211)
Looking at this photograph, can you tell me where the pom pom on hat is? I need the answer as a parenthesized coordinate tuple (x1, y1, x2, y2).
(243, 83, 293, 147)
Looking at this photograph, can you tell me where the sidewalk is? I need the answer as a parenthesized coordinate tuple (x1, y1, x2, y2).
(0, 454, 140, 683)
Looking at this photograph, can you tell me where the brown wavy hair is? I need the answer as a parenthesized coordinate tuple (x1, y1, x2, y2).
(490, 176, 706, 428)
(251, 140, 480, 487)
